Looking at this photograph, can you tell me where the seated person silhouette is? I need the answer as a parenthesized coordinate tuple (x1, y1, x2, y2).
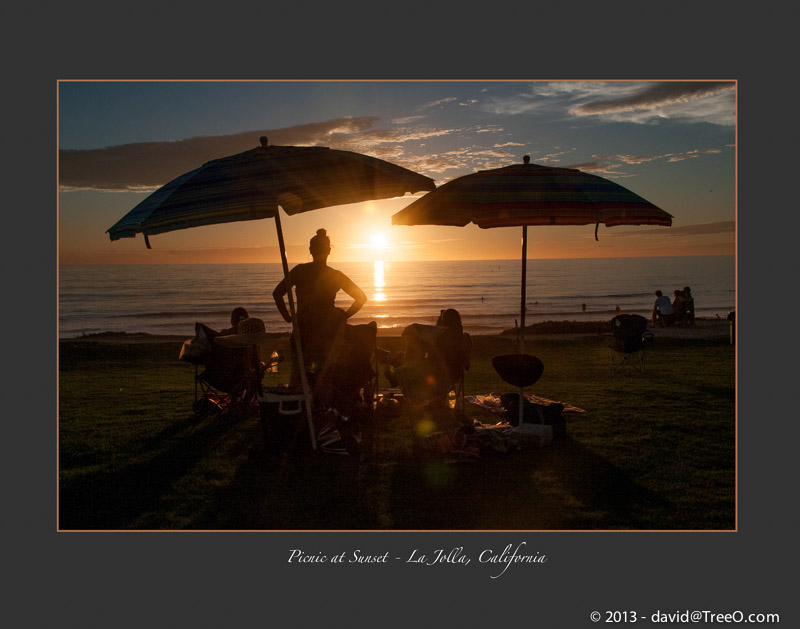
(398, 308, 472, 409)
(677, 286, 695, 326)
(672, 289, 686, 324)
(652, 290, 674, 327)
(220, 306, 249, 336)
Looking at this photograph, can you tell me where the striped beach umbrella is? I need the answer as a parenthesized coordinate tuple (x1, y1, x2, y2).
(392, 156, 672, 230)
(108, 137, 435, 449)
(108, 137, 435, 247)
(392, 157, 672, 423)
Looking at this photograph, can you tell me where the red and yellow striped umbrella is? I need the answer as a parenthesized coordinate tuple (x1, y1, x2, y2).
(392, 157, 672, 230)
(392, 157, 672, 422)
(392, 158, 671, 336)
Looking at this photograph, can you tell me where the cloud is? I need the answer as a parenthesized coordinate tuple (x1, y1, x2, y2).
(391, 115, 426, 124)
(400, 146, 522, 178)
(570, 81, 735, 125)
(609, 221, 735, 237)
(467, 81, 735, 126)
(562, 160, 633, 177)
(478, 81, 642, 116)
(565, 146, 727, 173)
(59, 117, 379, 190)
(418, 96, 457, 110)
(59, 117, 458, 191)
(667, 154, 700, 162)
(572, 82, 732, 114)
(616, 154, 661, 165)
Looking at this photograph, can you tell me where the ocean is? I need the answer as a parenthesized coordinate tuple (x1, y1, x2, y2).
(58, 255, 735, 339)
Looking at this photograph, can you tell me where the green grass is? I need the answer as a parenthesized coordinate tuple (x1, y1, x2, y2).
(58, 332, 735, 530)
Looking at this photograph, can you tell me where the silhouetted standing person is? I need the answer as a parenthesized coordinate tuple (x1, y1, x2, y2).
(273, 229, 367, 380)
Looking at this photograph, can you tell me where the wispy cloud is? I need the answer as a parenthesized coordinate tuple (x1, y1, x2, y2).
(418, 96, 457, 110)
(391, 115, 426, 124)
(400, 146, 522, 179)
(609, 221, 735, 237)
(616, 154, 661, 165)
(478, 81, 735, 126)
(571, 82, 733, 114)
(562, 161, 633, 177)
(563, 145, 728, 176)
(59, 117, 458, 191)
(569, 81, 735, 125)
(60, 117, 379, 191)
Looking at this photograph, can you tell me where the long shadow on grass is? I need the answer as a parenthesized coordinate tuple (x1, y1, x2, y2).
(59, 413, 244, 530)
(183, 421, 669, 530)
(386, 436, 670, 530)
(191, 413, 383, 530)
(547, 437, 672, 529)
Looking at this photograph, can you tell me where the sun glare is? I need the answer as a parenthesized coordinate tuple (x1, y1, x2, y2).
(370, 232, 389, 250)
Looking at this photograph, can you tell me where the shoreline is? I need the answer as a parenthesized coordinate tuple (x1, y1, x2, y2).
(58, 317, 733, 344)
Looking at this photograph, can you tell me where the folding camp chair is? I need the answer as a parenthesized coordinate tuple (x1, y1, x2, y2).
(608, 314, 653, 373)
(326, 321, 379, 417)
(180, 322, 265, 419)
(397, 314, 472, 414)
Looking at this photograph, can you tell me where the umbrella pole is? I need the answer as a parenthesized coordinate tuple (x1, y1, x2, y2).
(274, 212, 317, 450)
(518, 225, 528, 427)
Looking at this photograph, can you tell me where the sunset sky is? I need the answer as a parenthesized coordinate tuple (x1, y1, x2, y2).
(58, 80, 736, 265)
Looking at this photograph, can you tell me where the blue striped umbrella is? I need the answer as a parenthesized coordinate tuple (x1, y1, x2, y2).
(109, 138, 435, 247)
(108, 137, 435, 449)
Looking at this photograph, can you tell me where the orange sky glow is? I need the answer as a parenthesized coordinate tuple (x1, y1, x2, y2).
(58, 80, 736, 265)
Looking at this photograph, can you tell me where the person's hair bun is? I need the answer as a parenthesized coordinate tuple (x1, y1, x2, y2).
(316, 228, 327, 237)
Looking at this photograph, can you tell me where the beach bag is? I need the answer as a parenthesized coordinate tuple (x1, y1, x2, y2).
(500, 392, 566, 436)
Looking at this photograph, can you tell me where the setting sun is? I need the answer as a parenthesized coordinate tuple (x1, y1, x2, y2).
(370, 232, 389, 250)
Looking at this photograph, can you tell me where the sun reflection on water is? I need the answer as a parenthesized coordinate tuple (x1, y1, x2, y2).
(373, 260, 387, 302)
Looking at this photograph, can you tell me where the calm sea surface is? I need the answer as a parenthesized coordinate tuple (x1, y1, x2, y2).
(58, 256, 735, 339)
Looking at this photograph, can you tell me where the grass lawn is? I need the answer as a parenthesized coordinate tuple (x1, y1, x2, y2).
(58, 330, 735, 530)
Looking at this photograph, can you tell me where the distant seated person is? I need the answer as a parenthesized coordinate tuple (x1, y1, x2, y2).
(220, 306, 249, 336)
(672, 289, 686, 324)
(652, 290, 674, 327)
(676, 286, 695, 326)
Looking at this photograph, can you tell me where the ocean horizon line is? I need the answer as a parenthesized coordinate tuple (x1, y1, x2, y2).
(58, 252, 734, 267)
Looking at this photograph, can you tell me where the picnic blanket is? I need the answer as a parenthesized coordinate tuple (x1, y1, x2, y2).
(465, 392, 585, 415)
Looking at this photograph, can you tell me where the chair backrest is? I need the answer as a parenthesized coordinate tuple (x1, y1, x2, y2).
(400, 313, 472, 403)
(435, 328, 472, 382)
(189, 323, 256, 393)
(179, 322, 218, 364)
(610, 314, 648, 353)
(338, 321, 378, 386)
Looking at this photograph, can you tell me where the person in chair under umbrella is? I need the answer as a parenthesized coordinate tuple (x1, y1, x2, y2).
(272, 228, 367, 385)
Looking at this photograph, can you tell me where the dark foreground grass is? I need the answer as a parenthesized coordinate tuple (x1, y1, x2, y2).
(58, 332, 735, 530)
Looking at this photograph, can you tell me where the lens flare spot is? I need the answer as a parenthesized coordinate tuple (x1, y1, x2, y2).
(415, 418, 437, 437)
(422, 461, 455, 488)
